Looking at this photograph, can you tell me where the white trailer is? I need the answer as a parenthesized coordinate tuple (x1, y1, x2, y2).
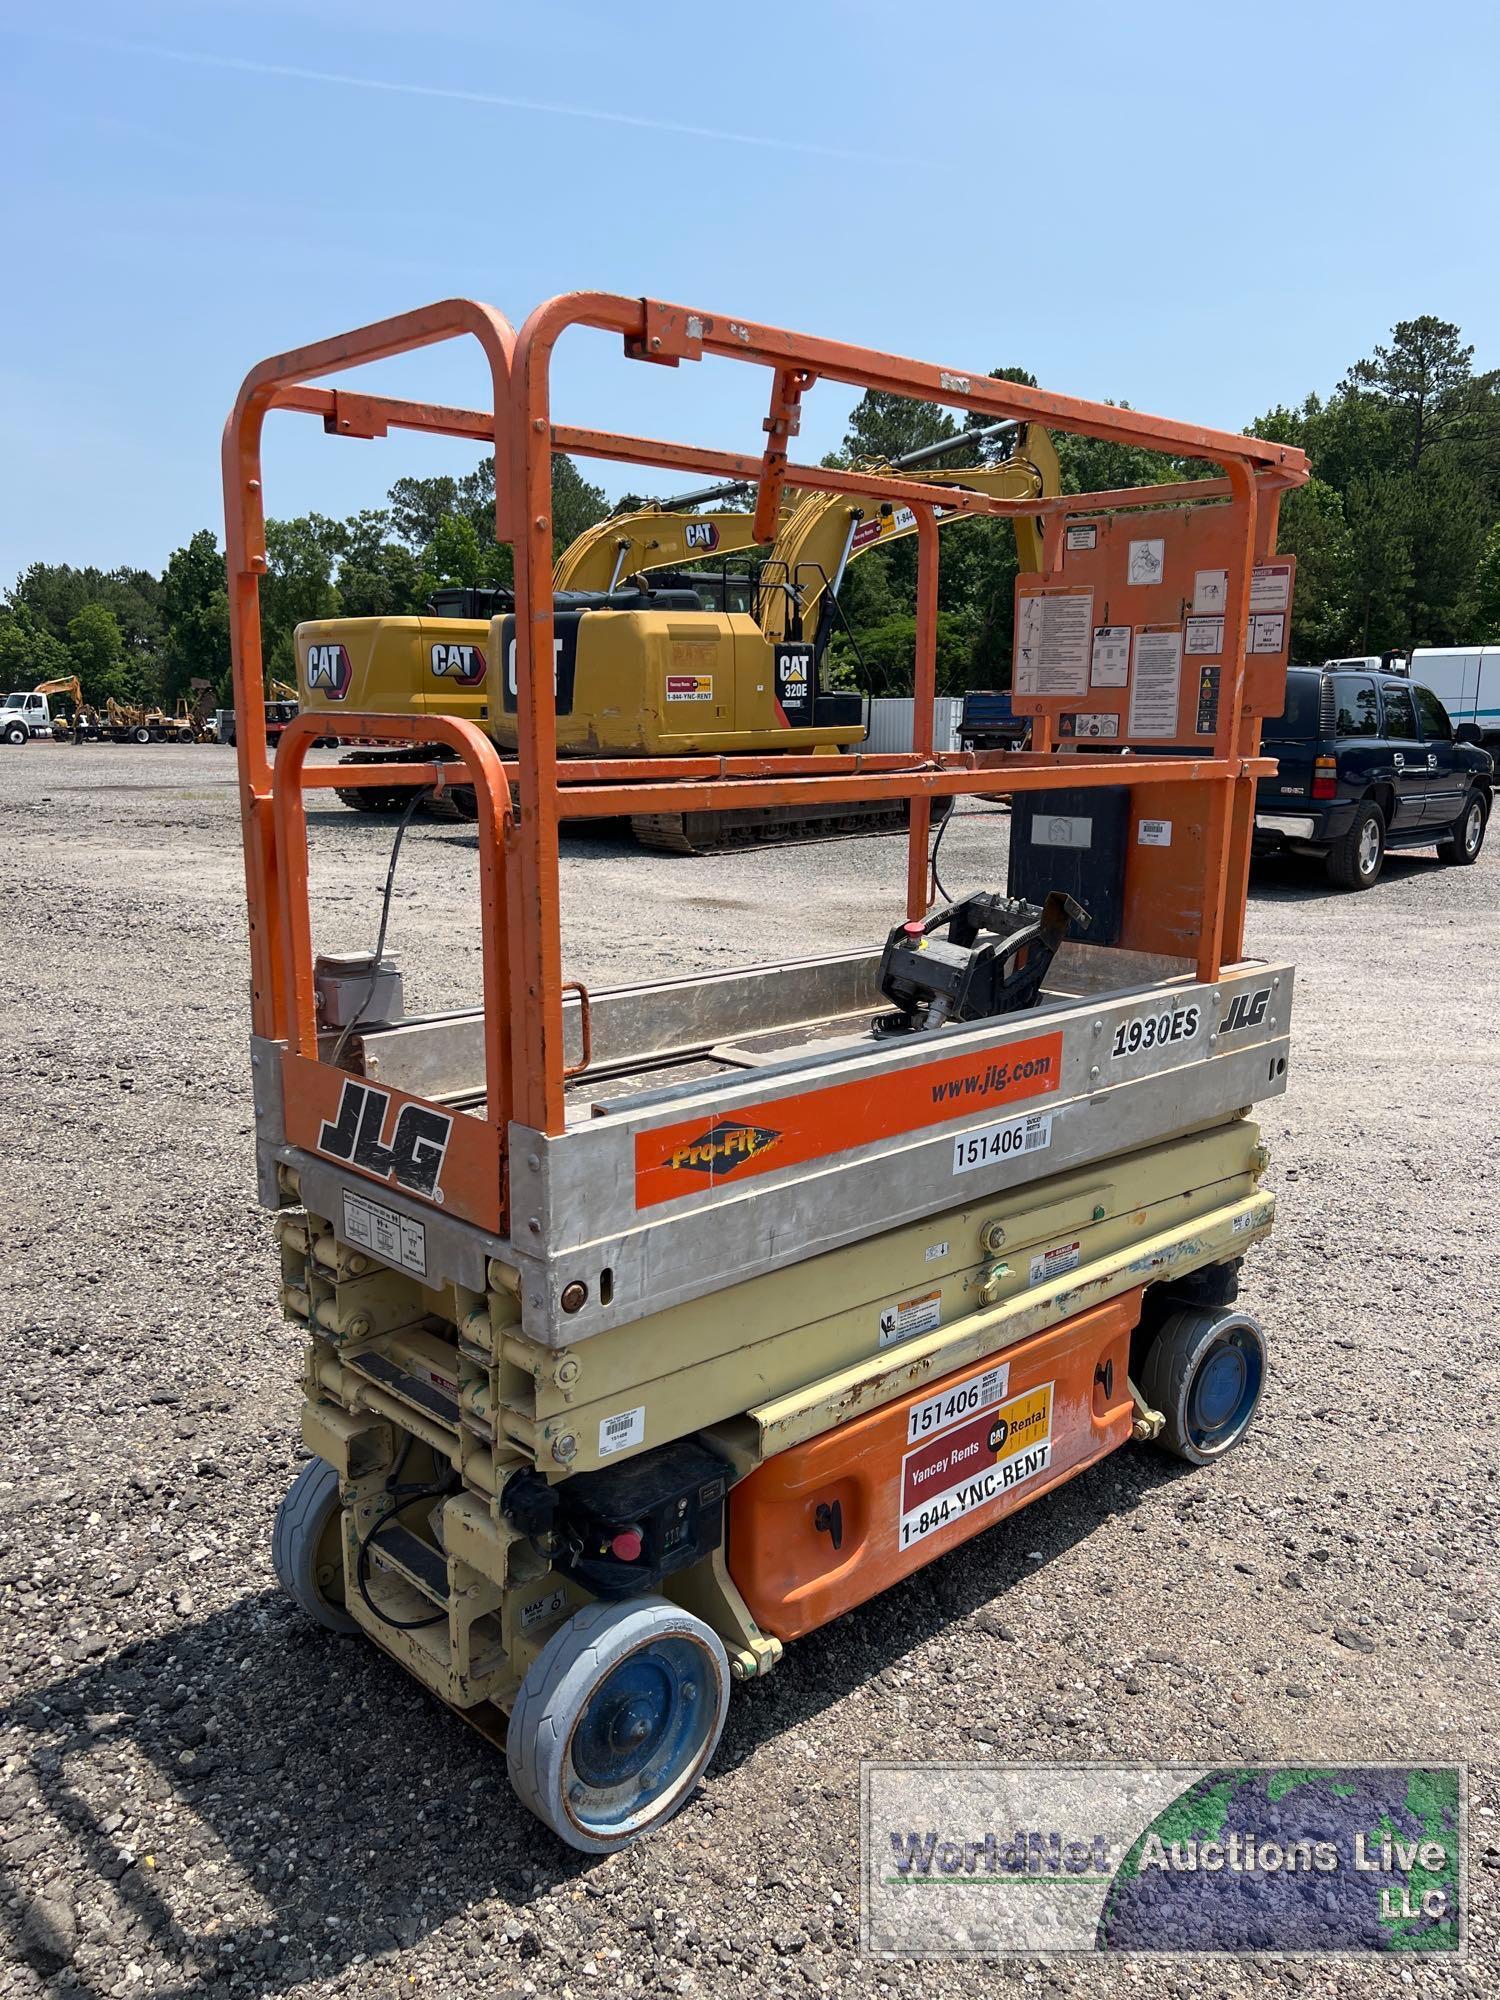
(1409, 646, 1500, 748)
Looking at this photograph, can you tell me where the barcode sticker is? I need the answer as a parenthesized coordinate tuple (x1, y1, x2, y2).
(952, 1112, 1054, 1176)
(598, 1406, 645, 1457)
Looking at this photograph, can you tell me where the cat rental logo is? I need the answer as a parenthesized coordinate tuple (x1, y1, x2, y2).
(305, 642, 353, 700)
(430, 641, 486, 687)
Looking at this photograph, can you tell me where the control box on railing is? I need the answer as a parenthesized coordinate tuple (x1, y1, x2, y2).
(1010, 510, 1296, 750)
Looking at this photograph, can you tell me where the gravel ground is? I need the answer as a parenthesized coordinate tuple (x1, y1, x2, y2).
(1, 740, 1496, 2000)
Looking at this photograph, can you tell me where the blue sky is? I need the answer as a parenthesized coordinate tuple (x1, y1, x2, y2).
(3, 0, 1497, 584)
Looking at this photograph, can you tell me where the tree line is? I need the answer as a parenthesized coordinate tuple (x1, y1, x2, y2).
(4, 316, 1497, 710)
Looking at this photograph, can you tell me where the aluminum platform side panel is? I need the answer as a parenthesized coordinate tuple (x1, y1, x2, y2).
(726, 1292, 1139, 1641)
(509, 964, 1294, 1344)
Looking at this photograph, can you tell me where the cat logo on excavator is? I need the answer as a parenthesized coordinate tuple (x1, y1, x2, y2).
(430, 641, 486, 686)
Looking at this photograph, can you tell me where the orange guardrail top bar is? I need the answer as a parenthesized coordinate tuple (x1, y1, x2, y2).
(224, 290, 1309, 1179)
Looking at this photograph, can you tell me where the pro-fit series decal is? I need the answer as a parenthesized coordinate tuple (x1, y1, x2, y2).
(305, 641, 352, 699)
(317, 1078, 453, 1201)
(898, 1378, 1054, 1549)
(429, 640, 486, 686)
(634, 1031, 1062, 1207)
(1221, 985, 1272, 1035)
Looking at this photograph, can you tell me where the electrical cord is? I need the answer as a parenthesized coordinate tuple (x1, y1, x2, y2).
(330, 783, 434, 1067)
(355, 1436, 459, 1632)
(929, 797, 1014, 905)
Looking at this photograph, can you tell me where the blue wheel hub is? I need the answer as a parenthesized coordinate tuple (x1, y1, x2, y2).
(567, 1635, 713, 1832)
(573, 1656, 679, 1789)
(1186, 1324, 1263, 1452)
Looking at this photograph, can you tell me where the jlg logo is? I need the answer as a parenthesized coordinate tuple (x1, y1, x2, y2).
(1222, 986, 1271, 1035)
(316, 1079, 453, 1200)
(305, 643, 352, 699)
(430, 641, 486, 686)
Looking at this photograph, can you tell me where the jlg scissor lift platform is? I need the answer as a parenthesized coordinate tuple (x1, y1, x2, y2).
(226, 294, 1309, 1852)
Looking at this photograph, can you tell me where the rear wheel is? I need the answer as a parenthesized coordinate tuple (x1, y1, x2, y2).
(1138, 1306, 1266, 1465)
(508, 1596, 730, 1853)
(1326, 800, 1384, 890)
(272, 1457, 356, 1633)
(1437, 791, 1486, 866)
(131, 725, 152, 745)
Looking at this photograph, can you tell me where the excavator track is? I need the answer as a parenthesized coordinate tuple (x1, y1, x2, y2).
(629, 799, 948, 855)
(334, 749, 422, 814)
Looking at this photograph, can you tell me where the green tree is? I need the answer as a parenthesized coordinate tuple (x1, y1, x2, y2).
(337, 510, 428, 618)
(1342, 316, 1475, 472)
(1468, 520, 1500, 638)
(1273, 478, 1355, 660)
(1344, 475, 1413, 653)
(66, 603, 130, 703)
(160, 530, 230, 699)
(0, 606, 70, 688)
(832, 390, 959, 469)
(260, 515, 347, 677)
(1405, 454, 1484, 645)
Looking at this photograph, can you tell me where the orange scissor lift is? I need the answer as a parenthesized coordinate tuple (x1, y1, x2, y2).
(228, 294, 1309, 1852)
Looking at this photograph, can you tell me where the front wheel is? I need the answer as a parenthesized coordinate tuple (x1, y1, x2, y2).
(2, 722, 28, 746)
(1437, 791, 1487, 866)
(508, 1596, 730, 1853)
(1326, 800, 1384, 890)
(272, 1457, 356, 1633)
(1138, 1305, 1267, 1465)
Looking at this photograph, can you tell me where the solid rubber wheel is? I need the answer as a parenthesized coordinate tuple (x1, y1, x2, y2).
(1437, 791, 1487, 866)
(1326, 800, 1384, 890)
(507, 1596, 730, 1854)
(1138, 1306, 1266, 1466)
(272, 1457, 356, 1633)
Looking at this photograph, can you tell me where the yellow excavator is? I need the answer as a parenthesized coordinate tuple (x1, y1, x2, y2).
(295, 422, 1059, 850)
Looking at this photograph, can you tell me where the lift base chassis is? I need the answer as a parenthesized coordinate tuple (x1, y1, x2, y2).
(263, 948, 1289, 1811)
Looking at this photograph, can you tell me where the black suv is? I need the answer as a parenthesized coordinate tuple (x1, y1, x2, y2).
(1254, 665, 1492, 889)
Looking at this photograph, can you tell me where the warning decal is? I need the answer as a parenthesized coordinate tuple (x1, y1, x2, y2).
(635, 1031, 1063, 1207)
(879, 1289, 942, 1350)
(897, 1381, 1054, 1548)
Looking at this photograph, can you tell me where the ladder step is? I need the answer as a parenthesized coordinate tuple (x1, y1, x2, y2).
(369, 1521, 450, 1604)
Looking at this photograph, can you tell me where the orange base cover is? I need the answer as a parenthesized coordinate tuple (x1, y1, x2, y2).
(728, 1291, 1141, 1641)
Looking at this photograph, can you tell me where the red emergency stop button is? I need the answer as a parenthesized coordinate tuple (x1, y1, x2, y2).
(610, 1528, 644, 1561)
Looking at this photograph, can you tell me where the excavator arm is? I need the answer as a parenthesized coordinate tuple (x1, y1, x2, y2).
(31, 675, 85, 707)
(554, 507, 767, 594)
(758, 423, 1060, 644)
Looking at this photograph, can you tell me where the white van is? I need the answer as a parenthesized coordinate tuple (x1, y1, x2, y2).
(1410, 646, 1500, 749)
